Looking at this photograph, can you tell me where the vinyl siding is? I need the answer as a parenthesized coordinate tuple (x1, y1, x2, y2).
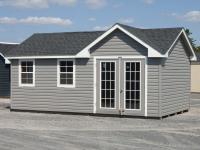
(11, 58, 94, 113)
(0, 56, 10, 97)
(147, 59, 160, 117)
(161, 38, 190, 116)
(90, 29, 148, 56)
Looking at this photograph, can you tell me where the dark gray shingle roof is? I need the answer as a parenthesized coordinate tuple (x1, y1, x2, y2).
(5, 23, 183, 57)
(118, 23, 183, 54)
(5, 31, 104, 57)
(0, 43, 19, 55)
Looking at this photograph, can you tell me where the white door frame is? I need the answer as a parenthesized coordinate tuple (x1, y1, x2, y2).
(93, 56, 148, 116)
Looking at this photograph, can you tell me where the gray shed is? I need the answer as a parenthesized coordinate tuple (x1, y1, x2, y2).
(0, 43, 18, 98)
(5, 23, 196, 118)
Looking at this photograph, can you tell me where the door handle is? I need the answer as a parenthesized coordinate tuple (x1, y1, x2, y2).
(120, 89, 123, 93)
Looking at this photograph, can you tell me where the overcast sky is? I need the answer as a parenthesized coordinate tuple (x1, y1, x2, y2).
(0, 0, 199, 45)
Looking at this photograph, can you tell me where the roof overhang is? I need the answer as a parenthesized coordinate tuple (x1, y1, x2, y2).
(165, 29, 197, 61)
(0, 53, 10, 64)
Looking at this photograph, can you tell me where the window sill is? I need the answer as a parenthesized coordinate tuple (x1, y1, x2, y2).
(19, 84, 35, 87)
(57, 84, 75, 88)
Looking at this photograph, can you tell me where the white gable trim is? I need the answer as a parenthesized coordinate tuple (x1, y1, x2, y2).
(77, 24, 164, 58)
(166, 29, 197, 61)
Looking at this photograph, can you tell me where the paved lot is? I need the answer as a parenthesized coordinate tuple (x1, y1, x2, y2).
(0, 99, 200, 150)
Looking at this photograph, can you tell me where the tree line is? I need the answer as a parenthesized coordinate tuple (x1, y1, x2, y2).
(185, 29, 200, 52)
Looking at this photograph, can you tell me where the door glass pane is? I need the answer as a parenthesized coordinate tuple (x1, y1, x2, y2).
(102, 62, 106, 71)
(111, 99, 114, 108)
(126, 82, 130, 90)
(101, 62, 115, 108)
(106, 63, 110, 71)
(106, 72, 110, 80)
(126, 63, 130, 71)
(102, 72, 105, 80)
(126, 72, 130, 80)
(101, 90, 105, 98)
(111, 62, 115, 71)
(111, 72, 115, 80)
(125, 62, 141, 109)
(101, 99, 105, 107)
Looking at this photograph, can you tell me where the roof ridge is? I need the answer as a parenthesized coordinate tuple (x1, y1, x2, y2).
(142, 27, 184, 30)
(117, 23, 183, 31)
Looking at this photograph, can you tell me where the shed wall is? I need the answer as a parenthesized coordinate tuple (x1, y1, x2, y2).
(161, 38, 191, 116)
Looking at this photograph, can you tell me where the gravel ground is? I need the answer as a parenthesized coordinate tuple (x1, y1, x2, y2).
(0, 98, 200, 150)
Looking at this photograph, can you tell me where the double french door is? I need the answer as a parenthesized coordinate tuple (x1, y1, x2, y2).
(96, 58, 145, 116)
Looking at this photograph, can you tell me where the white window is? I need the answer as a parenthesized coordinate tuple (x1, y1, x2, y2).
(19, 60, 35, 87)
(57, 59, 75, 88)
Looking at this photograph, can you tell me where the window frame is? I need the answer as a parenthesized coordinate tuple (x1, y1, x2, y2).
(124, 61, 141, 110)
(19, 59, 35, 87)
(100, 61, 116, 109)
(57, 59, 75, 88)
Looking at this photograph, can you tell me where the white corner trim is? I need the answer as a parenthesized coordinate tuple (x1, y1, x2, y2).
(166, 29, 197, 61)
(57, 59, 76, 88)
(0, 53, 10, 64)
(145, 58, 148, 117)
(19, 59, 35, 87)
(79, 24, 164, 58)
(93, 57, 97, 113)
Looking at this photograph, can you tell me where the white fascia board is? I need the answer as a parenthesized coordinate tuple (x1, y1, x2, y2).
(0, 42, 19, 44)
(165, 29, 197, 61)
(78, 24, 165, 58)
(0, 53, 10, 64)
(6, 55, 90, 60)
